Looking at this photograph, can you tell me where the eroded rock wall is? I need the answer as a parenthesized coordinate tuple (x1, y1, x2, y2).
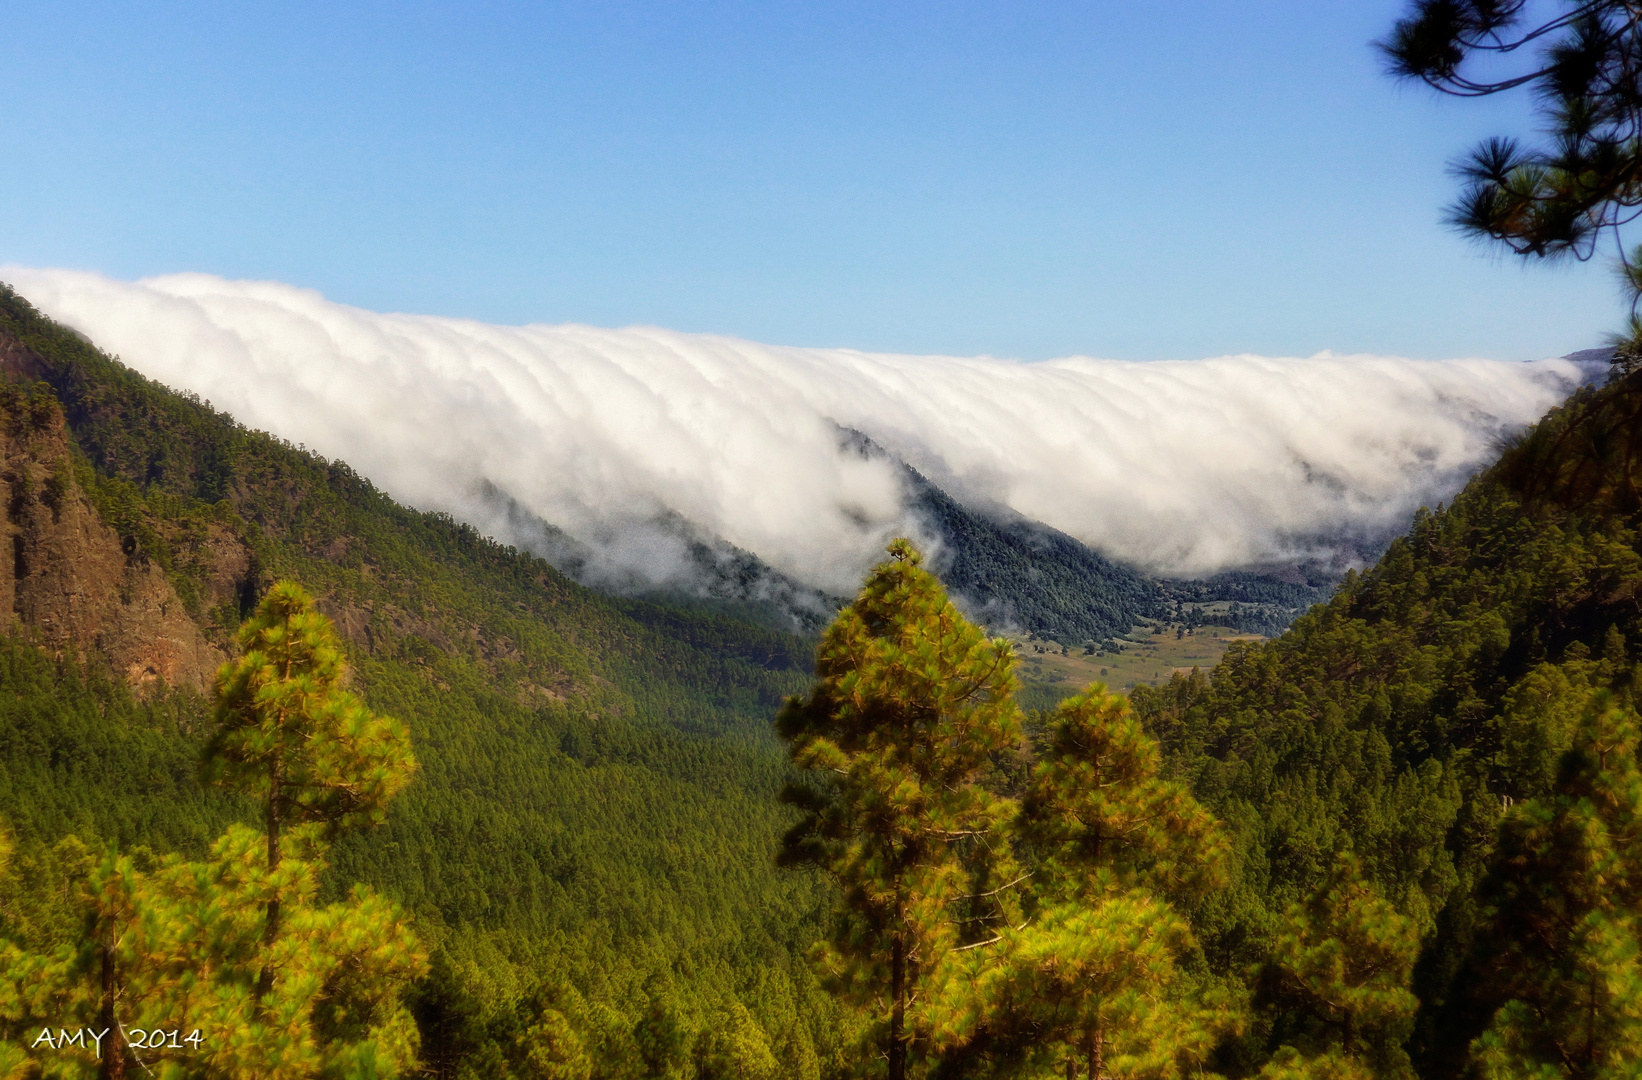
(0, 395, 223, 692)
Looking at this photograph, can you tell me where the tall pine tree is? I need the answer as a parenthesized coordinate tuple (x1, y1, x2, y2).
(0, 580, 426, 1079)
(1256, 853, 1420, 1080)
(777, 540, 1023, 1080)
(202, 581, 416, 1000)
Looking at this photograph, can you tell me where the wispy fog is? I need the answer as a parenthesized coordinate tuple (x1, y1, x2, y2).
(5, 268, 1592, 594)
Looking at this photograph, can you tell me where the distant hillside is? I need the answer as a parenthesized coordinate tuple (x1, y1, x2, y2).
(473, 480, 840, 633)
(490, 418, 1327, 648)
(834, 426, 1157, 643)
(1159, 565, 1338, 637)
(841, 427, 1334, 645)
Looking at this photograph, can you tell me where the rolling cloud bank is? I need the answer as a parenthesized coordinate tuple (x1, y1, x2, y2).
(3, 267, 1595, 597)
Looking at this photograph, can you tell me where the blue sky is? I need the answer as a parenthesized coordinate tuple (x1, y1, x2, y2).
(0, 1, 1618, 361)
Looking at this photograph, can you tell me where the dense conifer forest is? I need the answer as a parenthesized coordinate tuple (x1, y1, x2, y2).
(1, 281, 1640, 1077)
(1129, 371, 1642, 1077)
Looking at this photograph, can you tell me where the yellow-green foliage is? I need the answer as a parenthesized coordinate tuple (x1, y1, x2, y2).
(1021, 687, 1229, 902)
(781, 551, 1241, 1079)
(205, 581, 416, 840)
(0, 823, 424, 1078)
(0, 584, 427, 1078)
(1258, 854, 1420, 1080)
(931, 685, 1239, 1079)
(0, 285, 844, 1076)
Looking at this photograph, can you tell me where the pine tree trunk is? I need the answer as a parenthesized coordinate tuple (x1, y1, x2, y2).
(1586, 965, 1598, 1069)
(98, 938, 125, 1080)
(255, 763, 282, 1002)
(889, 930, 907, 1080)
(1085, 1026, 1104, 1080)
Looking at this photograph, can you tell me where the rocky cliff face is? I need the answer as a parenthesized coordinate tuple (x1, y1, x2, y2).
(0, 386, 223, 692)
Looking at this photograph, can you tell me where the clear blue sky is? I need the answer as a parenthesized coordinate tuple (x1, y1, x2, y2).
(0, 0, 1618, 361)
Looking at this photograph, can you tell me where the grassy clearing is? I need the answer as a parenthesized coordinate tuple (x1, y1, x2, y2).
(1010, 623, 1261, 706)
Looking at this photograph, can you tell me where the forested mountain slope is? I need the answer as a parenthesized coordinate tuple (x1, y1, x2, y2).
(1130, 369, 1642, 1076)
(0, 285, 848, 1072)
(840, 428, 1321, 646)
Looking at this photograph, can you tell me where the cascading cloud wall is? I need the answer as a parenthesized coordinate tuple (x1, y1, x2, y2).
(3, 267, 1594, 595)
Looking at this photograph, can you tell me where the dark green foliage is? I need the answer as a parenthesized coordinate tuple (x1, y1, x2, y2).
(1257, 854, 1420, 1079)
(913, 454, 1330, 641)
(1382, 1, 1642, 365)
(12, 268, 1642, 1077)
(407, 954, 487, 1080)
(1463, 693, 1642, 1078)
(1381, 1, 1641, 264)
(0, 635, 237, 852)
(1162, 570, 1337, 638)
(904, 464, 1167, 644)
(910, 453, 1334, 643)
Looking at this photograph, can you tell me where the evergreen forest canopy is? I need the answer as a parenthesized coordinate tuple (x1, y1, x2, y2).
(0, 279, 1333, 1080)
(0, 10, 1638, 1077)
(0, 286, 849, 1076)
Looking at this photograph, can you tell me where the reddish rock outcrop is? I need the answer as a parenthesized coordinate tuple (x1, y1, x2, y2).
(0, 397, 224, 692)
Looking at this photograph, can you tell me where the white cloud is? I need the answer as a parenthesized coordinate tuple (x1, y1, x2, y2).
(4, 267, 1589, 592)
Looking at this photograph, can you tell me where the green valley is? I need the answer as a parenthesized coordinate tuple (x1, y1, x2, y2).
(3, 276, 1642, 1080)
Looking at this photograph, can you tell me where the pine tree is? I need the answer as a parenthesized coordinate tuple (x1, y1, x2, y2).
(1382, 2, 1642, 364)
(518, 1007, 593, 1080)
(942, 892, 1231, 1079)
(776, 539, 1023, 1080)
(1021, 687, 1229, 901)
(0, 581, 426, 1078)
(1464, 692, 1642, 1079)
(1256, 853, 1420, 1080)
(1253, 1047, 1376, 1080)
(407, 953, 487, 1080)
(633, 980, 692, 1080)
(933, 686, 1238, 1079)
(0, 821, 426, 1079)
(202, 581, 416, 998)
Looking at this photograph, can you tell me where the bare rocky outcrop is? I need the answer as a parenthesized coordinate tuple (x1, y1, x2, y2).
(0, 396, 224, 692)
(0, 331, 50, 384)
